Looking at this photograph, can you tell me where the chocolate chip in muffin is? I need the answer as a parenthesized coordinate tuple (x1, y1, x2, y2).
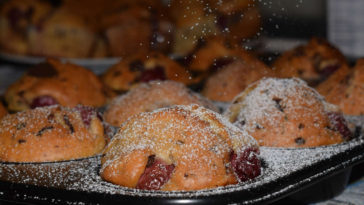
(298, 123, 305, 129)
(239, 120, 246, 127)
(36, 126, 54, 137)
(28, 62, 58, 78)
(47, 113, 55, 121)
(63, 115, 74, 134)
(272, 97, 285, 112)
(176, 140, 185, 145)
(146, 155, 156, 168)
(295, 137, 306, 145)
(16, 122, 26, 130)
(18, 139, 26, 144)
(256, 124, 264, 130)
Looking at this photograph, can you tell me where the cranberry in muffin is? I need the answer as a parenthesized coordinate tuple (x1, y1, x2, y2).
(0, 105, 105, 162)
(224, 78, 351, 147)
(101, 105, 261, 190)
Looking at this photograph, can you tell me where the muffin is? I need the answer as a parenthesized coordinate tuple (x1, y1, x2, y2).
(273, 37, 348, 86)
(103, 81, 218, 126)
(101, 104, 261, 191)
(28, 8, 96, 58)
(317, 59, 364, 115)
(210, 0, 261, 45)
(187, 36, 267, 72)
(202, 57, 273, 102)
(0, 103, 7, 119)
(101, 52, 193, 93)
(101, 6, 152, 57)
(169, 0, 218, 56)
(0, 0, 52, 55)
(224, 78, 351, 147)
(5, 58, 107, 112)
(0, 105, 105, 162)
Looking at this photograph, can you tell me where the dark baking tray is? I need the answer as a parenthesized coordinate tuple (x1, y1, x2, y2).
(0, 131, 364, 205)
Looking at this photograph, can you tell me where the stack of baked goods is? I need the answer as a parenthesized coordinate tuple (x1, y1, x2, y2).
(0, 0, 362, 193)
(0, 0, 261, 58)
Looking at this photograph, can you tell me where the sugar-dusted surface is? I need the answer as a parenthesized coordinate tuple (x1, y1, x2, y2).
(101, 105, 259, 190)
(1, 133, 364, 204)
(224, 78, 346, 147)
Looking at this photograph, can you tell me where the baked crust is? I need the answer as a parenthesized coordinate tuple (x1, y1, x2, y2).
(0, 105, 105, 162)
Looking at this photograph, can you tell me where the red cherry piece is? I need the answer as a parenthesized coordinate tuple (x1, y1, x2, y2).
(30, 96, 58, 109)
(320, 64, 340, 78)
(327, 112, 352, 141)
(136, 156, 175, 190)
(139, 66, 166, 82)
(230, 147, 261, 182)
(74, 105, 99, 127)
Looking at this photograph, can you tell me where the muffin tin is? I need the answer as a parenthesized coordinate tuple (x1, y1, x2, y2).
(0, 117, 363, 204)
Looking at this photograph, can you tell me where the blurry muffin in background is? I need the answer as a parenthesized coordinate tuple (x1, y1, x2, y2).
(0, 105, 105, 162)
(101, 7, 152, 57)
(224, 78, 352, 148)
(273, 37, 348, 86)
(103, 80, 217, 127)
(202, 53, 273, 102)
(28, 8, 97, 58)
(0, 0, 52, 55)
(0, 0, 172, 58)
(187, 36, 263, 72)
(99, 1, 173, 57)
(169, 0, 219, 56)
(102, 52, 193, 94)
(210, 0, 261, 45)
(5, 58, 107, 112)
(317, 59, 364, 115)
(0, 103, 7, 119)
(169, 0, 261, 57)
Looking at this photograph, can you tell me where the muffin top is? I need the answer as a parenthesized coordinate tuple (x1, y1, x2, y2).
(225, 78, 351, 147)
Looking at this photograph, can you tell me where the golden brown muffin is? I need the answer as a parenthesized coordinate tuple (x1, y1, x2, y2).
(102, 6, 152, 57)
(5, 58, 107, 112)
(210, 0, 261, 45)
(0, 0, 52, 55)
(0, 103, 7, 119)
(103, 81, 218, 126)
(0, 105, 105, 162)
(102, 52, 193, 93)
(101, 104, 261, 191)
(224, 78, 352, 148)
(202, 57, 274, 102)
(317, 59, 364, 115)
(188, 36, 261, 72)
(273, 37, 348, 86)
(169, 0, 218, 56)
(28, 8, 96, 58)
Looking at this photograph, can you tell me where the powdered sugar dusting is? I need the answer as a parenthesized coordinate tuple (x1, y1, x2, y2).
(103, 81, 217, 126)
(0, 111, 364, 203)
(102, 104, 257, 173)
(224, 78, 345, 147)
(0, 105, 105, 162)
(0, 133, 363, 202)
